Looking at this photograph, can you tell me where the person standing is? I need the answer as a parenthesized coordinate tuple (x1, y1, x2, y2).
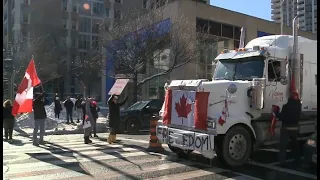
(75, 95, 83, 123)
(90, 100, 100, 138)
(3, 100, 15, 142)
(278, 91, 302, 165)
(64, 96, 74, 124)
(107, 95, 128, 144)
(83, 97, 93, 144)
(54, 96, 62, 119)
(33, 93, 47, 146)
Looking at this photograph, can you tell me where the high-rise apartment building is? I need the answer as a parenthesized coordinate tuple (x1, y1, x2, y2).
(271, 0, 317, 33)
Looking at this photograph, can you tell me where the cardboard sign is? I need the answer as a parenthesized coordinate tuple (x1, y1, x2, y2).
(108, 79, 129, 95)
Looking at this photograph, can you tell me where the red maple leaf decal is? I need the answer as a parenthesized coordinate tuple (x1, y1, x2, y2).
(175, 94, 192, 124)
(17, 77, 29, 94)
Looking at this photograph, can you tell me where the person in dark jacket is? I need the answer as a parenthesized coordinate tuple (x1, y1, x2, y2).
(278, 91, 302, 164)
(3, 100, 15, 142)
(90, 100, 100, 138)
(64, 96, 74, 124)
(75, 95, 83, 123)
(33, 93, 47, 146)
(81, 100, 86, 121)
(107, 95, 128, 144)
(54, 96, 62, 119)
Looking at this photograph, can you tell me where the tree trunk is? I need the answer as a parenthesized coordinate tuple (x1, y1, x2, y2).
(132, 72, 138, 104)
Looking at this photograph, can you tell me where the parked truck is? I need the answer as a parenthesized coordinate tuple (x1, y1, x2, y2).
(156, 18, 317, 167)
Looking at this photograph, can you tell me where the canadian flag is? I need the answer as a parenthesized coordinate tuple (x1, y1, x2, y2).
(12, 59, 41, 116)
(218, 99, 229, 126)
(163, 89, 210, 130)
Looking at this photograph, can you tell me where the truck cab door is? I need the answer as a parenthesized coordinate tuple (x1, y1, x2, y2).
(264, 60, 288, 113)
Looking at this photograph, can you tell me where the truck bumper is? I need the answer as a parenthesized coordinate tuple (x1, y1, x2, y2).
(156, 125, 215, 152)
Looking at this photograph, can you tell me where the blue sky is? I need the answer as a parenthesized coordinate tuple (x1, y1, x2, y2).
(210, 0, 272, 21)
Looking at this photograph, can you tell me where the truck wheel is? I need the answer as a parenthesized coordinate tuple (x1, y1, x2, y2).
(220, 125, 252, 167)
(168, 144, 192, 158)
(126, 118, 141, 134)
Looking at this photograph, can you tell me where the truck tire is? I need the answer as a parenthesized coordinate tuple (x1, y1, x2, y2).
(219, 125, 253, 167)
(168, 144, 192, 158)
(126, 118, 141, 134)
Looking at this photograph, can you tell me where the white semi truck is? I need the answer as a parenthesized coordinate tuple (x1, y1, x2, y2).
(156, 18, 317, 167)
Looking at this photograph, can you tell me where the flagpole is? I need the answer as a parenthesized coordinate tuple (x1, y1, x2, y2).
(32, 55, 45, 94)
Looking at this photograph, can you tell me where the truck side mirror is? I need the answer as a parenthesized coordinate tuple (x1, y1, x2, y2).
(280, 60, 288, 85)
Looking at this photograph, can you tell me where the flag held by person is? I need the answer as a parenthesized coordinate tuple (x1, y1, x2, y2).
(163, 89, 210, 130)
(12, 58, 41, 116)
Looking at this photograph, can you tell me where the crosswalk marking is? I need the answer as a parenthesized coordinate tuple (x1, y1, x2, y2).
(4, 136, 257, 180)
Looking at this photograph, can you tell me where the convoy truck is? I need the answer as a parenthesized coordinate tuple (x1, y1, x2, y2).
(156, 18, 317, 167)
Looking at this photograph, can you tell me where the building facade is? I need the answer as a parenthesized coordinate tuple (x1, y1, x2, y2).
(271, 0, 317, 33)
(102, 0, 317, 104)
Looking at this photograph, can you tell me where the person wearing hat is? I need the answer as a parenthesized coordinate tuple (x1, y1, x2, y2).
(3, 99, 15, 142)
(107, 95, 128, 144)
(33, 93, 47, 146)
(278, 91, 302, 165)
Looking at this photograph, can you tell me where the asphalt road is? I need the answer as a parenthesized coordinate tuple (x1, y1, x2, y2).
(3, 132, 317, 180)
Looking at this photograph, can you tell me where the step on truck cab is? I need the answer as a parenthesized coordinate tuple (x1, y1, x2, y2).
(156, 19, 317, 167)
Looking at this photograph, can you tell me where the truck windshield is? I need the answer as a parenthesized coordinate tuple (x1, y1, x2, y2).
(214, 56, 265, 81)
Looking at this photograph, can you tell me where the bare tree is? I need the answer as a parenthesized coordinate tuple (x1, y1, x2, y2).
(97, 4, 211, 103)
(11, 34, 67, 88)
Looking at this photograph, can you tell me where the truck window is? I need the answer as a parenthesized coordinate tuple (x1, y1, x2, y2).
(268, 60, 281, 82)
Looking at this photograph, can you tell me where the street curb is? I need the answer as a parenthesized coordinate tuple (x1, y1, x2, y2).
(14, 126, 108, 137)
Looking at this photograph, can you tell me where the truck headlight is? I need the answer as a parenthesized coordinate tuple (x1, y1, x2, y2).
(207, 121, 216, 129)
(307, 139, 316, 147)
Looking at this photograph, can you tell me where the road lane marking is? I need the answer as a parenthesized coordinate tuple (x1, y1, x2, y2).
(247, 161, 317, 179)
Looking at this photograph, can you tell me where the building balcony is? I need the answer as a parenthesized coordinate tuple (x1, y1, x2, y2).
(297, 0, 304, 5)
(271, 3, 281, 9)
(297, 4, 305, 10)
(271, 8, 281, 14)
(271, 0, 281, 3)
(272, 13, 281, 20)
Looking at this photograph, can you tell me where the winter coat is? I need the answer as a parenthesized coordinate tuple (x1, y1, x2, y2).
(33, 99, 47, 120)
(279, 98, 301, 128)
(83, 99, 94, 126)
(54, 100, 62, 114)
(90, 103, 100, 120)
(81, 101, 86, 114)
(75, 99, 82, 109)
(3, 105, 15, 124)
(108, 96, 128, 128)
(64, 99, 74, 112)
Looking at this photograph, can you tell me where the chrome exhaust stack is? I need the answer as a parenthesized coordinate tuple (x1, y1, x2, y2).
(291, 16, 300, 97)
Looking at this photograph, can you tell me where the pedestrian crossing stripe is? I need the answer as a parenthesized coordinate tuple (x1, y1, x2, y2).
(3, 137, 258, 180)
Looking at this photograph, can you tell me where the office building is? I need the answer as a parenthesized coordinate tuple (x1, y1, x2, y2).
(271, 0, 317, 33)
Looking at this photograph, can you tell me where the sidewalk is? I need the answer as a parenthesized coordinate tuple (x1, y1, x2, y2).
(13, 117, 108, 136)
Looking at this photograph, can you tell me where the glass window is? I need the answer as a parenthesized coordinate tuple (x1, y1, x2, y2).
(93, 2, 104, 16)
(72, 39, 76, 47)
(21, 13, 29, 23)
(148, 99, 163, 109)
(268, 60, 281, 81)
(143, 0, 148, 8)
(79, 51, 88, 63)
(92, 23, 99, 33)
(214, 56, 265, 80)
(61, 19, 67, 29)
(234, 27, 241, 40)
(114, 10, 121, 19)
(234, 40, 240, 49)
(92, 36, 99, 48)
(79, 17, 91, 33)
(208, 21, 221, 36)
(72, 20, 77, 30)
(115, 0, 122, 3)
(196, 18, 208, 32)
(221, 24, 233, 39)
(78, 35, 90, 50)
(105, 8, 109, 17)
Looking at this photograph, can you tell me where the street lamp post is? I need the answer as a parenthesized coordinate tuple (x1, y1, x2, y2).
(4, 58, 15, 100)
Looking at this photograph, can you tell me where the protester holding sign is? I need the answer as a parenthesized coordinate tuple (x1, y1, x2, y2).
(107, 95, 128, 144)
